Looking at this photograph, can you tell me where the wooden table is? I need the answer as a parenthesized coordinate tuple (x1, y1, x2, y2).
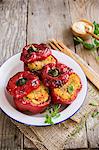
(0, 0, 99, 149)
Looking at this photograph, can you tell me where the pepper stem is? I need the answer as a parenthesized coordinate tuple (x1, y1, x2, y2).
(48, 68, 59, 77)
(28, 45, 39, 53)
(16, 78, 27, 86)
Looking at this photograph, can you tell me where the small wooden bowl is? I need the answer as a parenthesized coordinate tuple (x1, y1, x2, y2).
(71, 19, 94, 40)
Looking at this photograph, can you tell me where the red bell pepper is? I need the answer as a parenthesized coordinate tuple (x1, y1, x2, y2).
(41, 63, 73, 88)
(24, 63, 29, 71)
(14, 96, 51, 114)
(20, 43, 51, 64)
(51, 73, 82, 105)
(6, 71, 40, 99)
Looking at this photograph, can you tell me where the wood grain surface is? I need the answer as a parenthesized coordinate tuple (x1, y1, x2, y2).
(0, 0, 99, 150)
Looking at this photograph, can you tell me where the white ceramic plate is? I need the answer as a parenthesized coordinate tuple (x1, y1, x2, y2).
(0, 50, 87, 126)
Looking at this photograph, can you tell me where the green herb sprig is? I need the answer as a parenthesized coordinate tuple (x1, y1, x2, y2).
(96, 56, 99, 61)
(67, 85, 74, 94)
(74, 37, 95, 50)
(44, 104, 61, 125)
(93, 21, 99, 35)
(89, 101, 99, 106)
(91, 111, 99, 118)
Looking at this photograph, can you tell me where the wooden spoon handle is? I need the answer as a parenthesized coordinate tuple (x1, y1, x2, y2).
(86, 29, 99, 40)
(57, 41, 99, 90)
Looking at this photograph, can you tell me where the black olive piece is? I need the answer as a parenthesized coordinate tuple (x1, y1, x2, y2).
(54, 80, 62, 87)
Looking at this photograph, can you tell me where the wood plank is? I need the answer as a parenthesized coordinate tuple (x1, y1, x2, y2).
(24, 137, 37, 149)
(86, 114, 99, 148)
(0, 0, 27, 65)
(69, 0, 99, 149)
(27, 0, 74, 50)
(0, 0, 27, 149)
(0, 110, 24, 150)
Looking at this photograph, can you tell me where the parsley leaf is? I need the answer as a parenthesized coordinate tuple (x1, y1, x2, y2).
(50, 104, 61, 118)
(89, 101, 99, 106)
(73, 37, 83, 45)
(73, 37, 95, 50)
(83, 42, 94, 49)
(91, 111, 99, 118)
(44, 114, 54, 124)
(96, 56, 99, 61)
(67, 85, 74, 94)
(44, 104, 61, 125)
(93, 21, 99, 35)
(94, 39, 99, 48)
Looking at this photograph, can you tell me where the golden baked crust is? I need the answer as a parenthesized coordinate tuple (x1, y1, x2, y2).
(28, 55, 56, 71)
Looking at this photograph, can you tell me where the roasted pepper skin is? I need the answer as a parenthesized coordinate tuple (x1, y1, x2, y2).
(24, 63, 30, 71)
(14, 96, 51, 114)
(51, 88, 81, 105)
(51, 73, 82, 105)
(41, 63, 73, 88)
(6, 71, 40, 99)
(20, 43, 51, 64)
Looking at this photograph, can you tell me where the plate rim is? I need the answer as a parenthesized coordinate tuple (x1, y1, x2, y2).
(0, 51, 87, 126)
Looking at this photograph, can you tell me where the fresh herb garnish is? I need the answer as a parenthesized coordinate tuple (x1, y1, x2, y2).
(49, 104, 61, 117)
(45, 114, 54, 124)
(73, 37, 95, 49)
(44, 104, 61, 124)
(94, 39, 99, 47)
(93, 21, 99, 35)
(67, 85, 74, 94)
(73, 37, 83, 45)
(89, 101, 99, 106)
(83, 42, 94, 49)
(96, 56, 99, 61)
(91, 111, 99, 118)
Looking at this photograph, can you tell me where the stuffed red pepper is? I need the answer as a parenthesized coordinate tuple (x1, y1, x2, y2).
(21, 43, 57, 72)
(6, 71, 51, 114)
(41, 63, 73, 88)
(51, 73, 82, 105)
(14, 82, 51, 114)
